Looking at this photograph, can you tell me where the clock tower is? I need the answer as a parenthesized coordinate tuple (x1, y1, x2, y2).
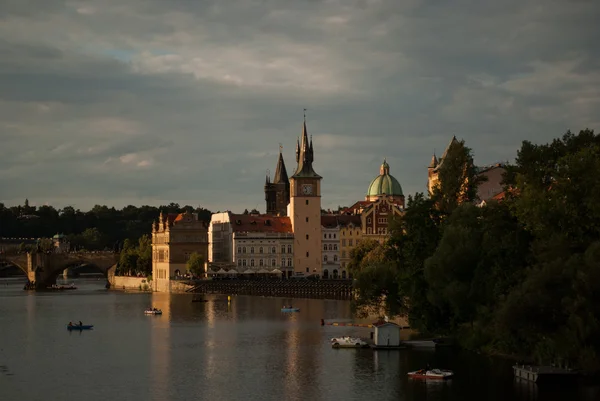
(289, 117, 323, 276)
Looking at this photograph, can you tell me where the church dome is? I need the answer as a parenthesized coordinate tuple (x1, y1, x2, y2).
(367, 159, 404, 200)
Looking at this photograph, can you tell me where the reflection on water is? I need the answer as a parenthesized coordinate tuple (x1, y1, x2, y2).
(1, 277, 599, 401)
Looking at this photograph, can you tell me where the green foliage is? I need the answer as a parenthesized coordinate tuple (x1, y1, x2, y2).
(187, 252, 205, 277)
(350, 129, 600, 372)
(0, 202, 212, 251)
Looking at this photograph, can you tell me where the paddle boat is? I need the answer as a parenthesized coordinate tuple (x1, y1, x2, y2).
(67, 324, 93, 331)
(144, 308, 162, 315)
(407, 368, 454, 380)
(281, 306, 300, 312)
(331, 336, 368, 348)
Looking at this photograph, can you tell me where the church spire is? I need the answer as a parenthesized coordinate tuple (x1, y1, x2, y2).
(292, 112, 321, 178)
(428, 153, 438, 168)
(273, 146, 289, 184)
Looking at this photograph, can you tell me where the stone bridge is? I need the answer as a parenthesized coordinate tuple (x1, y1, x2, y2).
(0, 252, 119, 289)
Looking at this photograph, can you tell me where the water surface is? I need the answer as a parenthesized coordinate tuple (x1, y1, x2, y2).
(0, 277, 596, 401)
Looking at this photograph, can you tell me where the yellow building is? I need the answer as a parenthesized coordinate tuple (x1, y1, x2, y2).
(151, 210, 209, 292)
(338, 216, 362, 271)
(288, 118, 323, 276)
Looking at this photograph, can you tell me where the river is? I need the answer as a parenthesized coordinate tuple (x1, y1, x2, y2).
(0, 277, 597, 401)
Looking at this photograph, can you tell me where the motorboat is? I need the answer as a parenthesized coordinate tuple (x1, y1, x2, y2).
(281, 307, 300, 312)
(144, 308, 162, 315)
(407, 368, 454, 380)
(331, 336, 368, 348)
(67, 324, 93, 331)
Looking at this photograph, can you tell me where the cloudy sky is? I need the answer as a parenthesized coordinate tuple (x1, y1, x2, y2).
(1, 0, 598, 213)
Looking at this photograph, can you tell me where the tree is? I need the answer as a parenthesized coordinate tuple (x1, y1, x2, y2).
(187, 252, 205, 277)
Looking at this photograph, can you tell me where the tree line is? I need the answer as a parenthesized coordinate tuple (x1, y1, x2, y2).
(350, 129, 600, 372)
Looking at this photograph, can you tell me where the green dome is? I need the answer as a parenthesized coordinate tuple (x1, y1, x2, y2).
(367, 159, 403, 198)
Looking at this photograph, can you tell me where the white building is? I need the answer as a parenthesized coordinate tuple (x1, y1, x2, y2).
(321, 216, 341, 279)
(208, 212, 294, 277)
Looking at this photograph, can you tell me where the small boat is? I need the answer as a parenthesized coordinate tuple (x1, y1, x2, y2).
(67, 324, 94, 331)
(144, 308, 162, 315)
(281, 307, 300, 312)
(407, 368, 454, 380)
(331, 336, 368, 348)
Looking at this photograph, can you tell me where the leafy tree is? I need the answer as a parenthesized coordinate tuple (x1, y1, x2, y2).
(187, 252, 205, 277)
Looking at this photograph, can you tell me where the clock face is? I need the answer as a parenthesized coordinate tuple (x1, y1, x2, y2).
(301, 184, 313, 195)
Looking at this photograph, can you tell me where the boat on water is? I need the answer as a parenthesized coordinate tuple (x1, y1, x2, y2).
(67, 324, 94, 331)
(407, 368, 454, 380)
(48, 283, 77, 291)
(331, 336, 368, 348)
(144, 308, 162, 315)
(281, 307, 300, 312)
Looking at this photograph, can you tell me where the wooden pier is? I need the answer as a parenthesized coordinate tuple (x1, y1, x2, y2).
(512, 365, 579, 383)
(188, 279, 353, 300)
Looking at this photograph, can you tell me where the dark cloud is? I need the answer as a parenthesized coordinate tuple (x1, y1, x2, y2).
(0, 0, 599, 212)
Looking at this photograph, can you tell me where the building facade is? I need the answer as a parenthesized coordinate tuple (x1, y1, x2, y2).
(289, 119, 323, 276)
(151, 211, 209, 292)
(339, 217, 362, 271)
(321, 216, 341, 279)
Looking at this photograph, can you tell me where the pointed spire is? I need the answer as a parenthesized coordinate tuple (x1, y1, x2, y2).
(428, 153, 438, 168)
(292, 113, 321, 179)
(273, 148, 289, 184)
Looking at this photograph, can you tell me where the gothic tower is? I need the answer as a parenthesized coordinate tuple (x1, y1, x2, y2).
(265, 148, 290, 216)
(289, 117, 323, 275)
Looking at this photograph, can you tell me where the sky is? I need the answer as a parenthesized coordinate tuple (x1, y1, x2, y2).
(1, 0, 599, 214)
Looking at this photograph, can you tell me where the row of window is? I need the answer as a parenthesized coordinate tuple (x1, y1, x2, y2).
(323, 244, 338, 251)
(237, 258, 293, 267)
(237, 245, 293, 254)
(323, 255, 339, 262)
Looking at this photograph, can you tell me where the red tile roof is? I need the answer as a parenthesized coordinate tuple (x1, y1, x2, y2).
(321, 214, 362, 228)
(230, 214, 292, 233)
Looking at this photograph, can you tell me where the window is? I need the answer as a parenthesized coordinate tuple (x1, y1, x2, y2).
(342, 251, 346, 258)
(349, 240, 353, 246)
(333, 234, 336, 239)
(281, 258, 285, 266)
(306, 234, 309, 240)
(324, 255, 328, 262)
(333, 244, 338, 251)
(242, 247, 246, 253)
(237, 247, 241, 254)
(349, 230, 352, 236)
(281, 245, 286, 254)
(242, 259, 247, 267)
(324, 234, 327, 239)
(250, 259, 255, 267)
(306, 251, 309, 257)
(306, 217, 309, 222)
(367, 227, 372, 234)
(342, 239, 346, 246)
(259, 259, 264, 267)
(271, 259, 276, 267)
(306, 200, 309, 205)
(250, 247, 255, 254)
(334, 255, 338, 262)
(287, 258, 292, 267)
(259, 247, 263, 254)
(306, 268, 309, 273)
(328, 244, 332, 251)
(367, 217, 371, 224)
(287, 245, 292, 253)
(271, 246, 276, 254)
(323, 244, 327, 251)
(237, 259, 242, 267)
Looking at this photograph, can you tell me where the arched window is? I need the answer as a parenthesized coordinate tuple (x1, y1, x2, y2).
(323, 244, 327, 251)
(250, 247, 255, 254)
(271, 247, 276, 254)
(271, 259, 276, 267)
(281, 245, 286, 254)
(237, 247, 241, 254)
(328, 244, 333, 250)
(334, 255, 338, 262)
(324, 255, 328, 262)
(250, 259, 255, 267)
(287, 245, 292, 253)
(242, 259, 247, 266)
(333, 244, 338, 251)
(259, 259, 264, 267)
(259, 247, 263, 254)
(281, 258, 285, 267)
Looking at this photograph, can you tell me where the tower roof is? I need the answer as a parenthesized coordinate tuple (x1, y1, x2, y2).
(292, 119, 321, 179)
(273, 150, 289, 184)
